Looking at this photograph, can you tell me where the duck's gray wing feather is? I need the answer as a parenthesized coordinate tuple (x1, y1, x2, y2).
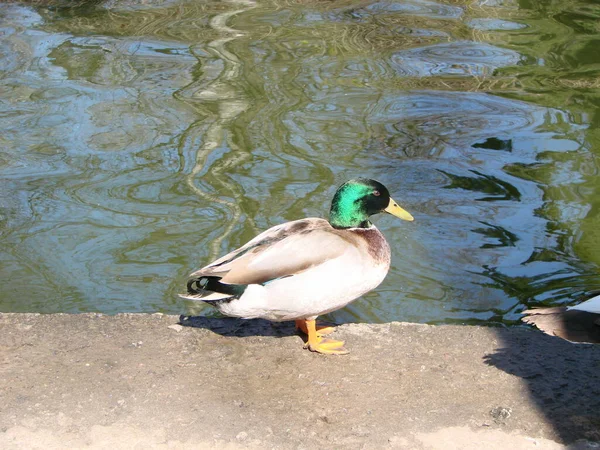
(188, 218, 354, 285)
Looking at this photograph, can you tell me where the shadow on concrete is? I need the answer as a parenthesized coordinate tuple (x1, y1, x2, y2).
(484, 327, 600, 444)
(179, 315, 300, 338)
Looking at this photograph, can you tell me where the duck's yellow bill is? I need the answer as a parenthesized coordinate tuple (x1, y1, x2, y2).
(385, 198, 414, 222)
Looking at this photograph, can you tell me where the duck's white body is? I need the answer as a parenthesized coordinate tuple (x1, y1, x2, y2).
(181, 218, 391, 322)
(218, 231, 390, 321)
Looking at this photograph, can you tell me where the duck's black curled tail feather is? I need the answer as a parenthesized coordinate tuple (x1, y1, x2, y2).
(186, 276, 248, 299)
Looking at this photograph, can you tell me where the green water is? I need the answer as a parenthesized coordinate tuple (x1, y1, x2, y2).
(1, 0, 599, 325)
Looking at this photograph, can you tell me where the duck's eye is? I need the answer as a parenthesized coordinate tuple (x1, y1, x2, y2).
(373, 190, 381, 196)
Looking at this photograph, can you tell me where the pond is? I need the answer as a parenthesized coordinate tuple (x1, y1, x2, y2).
(1, 0, 599, 326)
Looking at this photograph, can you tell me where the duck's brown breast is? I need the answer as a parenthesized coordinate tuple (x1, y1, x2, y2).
(347, 227, 391, 264)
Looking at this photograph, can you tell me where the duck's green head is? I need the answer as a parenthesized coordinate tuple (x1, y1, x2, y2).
(329, 178, 414, 229)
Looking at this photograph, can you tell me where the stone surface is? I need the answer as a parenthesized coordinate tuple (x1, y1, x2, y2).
(0, 313, 599, 449)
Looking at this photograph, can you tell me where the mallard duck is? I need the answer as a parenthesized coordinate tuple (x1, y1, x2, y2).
(521, 293, 600, 344)
(179, 178, 414, 354)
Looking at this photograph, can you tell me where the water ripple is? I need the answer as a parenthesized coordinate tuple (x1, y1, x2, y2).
(467, 18, 527, 31)
(342, 0, 464, 21)
(391, 41, 524, 77)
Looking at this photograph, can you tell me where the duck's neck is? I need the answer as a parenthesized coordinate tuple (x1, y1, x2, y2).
(329, 207, 372, 229)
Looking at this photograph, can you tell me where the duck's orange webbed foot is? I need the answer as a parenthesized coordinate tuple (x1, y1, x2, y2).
(296, 319, 349, 355)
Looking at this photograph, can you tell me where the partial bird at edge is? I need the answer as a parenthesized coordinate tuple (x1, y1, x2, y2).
(521, 293, 600, 344)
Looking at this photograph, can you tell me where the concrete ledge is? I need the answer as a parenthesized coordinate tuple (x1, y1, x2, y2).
(1, 313, 599, 449)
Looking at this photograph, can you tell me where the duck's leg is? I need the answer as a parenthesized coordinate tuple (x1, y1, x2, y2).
(300, 319, 349, 355)
(295, 319, 335, 336)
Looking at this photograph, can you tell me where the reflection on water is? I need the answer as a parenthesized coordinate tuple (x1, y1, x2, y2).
(0, 0, 599, 325)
